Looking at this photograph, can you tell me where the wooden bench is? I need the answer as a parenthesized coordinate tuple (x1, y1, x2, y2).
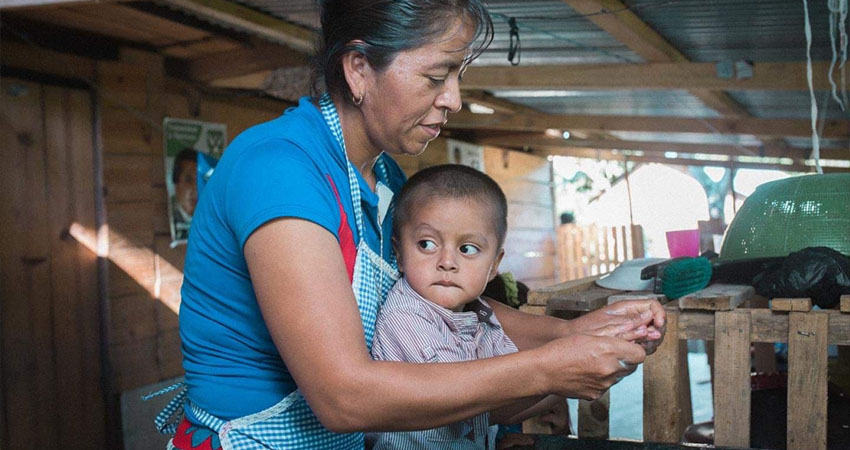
(526, 280, 850, 449)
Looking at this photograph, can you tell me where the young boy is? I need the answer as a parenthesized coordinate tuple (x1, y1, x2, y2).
(370, 164, 562, 449)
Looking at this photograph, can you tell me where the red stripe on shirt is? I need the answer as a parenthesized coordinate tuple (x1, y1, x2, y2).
(326, 175, 356, 281)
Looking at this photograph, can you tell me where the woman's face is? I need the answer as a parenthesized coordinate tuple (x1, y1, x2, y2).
(358, 19, 474, 157)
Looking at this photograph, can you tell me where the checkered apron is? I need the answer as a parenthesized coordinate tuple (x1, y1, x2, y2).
(154, 94, 399, 449)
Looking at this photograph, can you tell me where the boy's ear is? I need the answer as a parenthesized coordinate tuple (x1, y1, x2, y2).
(488, 248, 505, 281)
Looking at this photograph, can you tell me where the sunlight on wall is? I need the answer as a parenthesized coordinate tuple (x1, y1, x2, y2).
(68, 222, 182, 314)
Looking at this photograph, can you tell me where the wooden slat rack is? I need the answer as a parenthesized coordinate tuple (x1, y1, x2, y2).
(526, 280, 850, 450)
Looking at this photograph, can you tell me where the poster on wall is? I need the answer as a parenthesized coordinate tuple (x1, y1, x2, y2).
(447, 139, 485, 172)
(163, 117, 227, 247)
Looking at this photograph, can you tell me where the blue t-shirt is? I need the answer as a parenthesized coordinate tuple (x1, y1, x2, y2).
(179, 96, 406, 420)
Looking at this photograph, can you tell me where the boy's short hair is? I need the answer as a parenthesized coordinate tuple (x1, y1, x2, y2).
(392, 164, 508, 248)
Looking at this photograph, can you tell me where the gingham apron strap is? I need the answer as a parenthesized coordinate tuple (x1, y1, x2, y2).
(318, 93, 365, 237)
(142, 381, 188, 435)
(186, 400, 228, 433)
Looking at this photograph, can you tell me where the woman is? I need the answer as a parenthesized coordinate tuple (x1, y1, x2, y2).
(160, 1, 666, 449)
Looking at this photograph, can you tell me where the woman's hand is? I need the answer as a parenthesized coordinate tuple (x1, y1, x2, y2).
(540, 334, 645, 401)
(569, 299, 666, 354)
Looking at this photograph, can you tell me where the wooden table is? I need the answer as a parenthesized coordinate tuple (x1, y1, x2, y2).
(526, 278, 850, 450)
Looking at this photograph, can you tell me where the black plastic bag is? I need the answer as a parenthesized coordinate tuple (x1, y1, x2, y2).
(752, 246, 850, 308)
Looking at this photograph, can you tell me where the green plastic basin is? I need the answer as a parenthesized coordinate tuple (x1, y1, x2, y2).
(719, 173, 850, 261)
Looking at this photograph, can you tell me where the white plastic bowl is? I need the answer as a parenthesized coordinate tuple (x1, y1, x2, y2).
(595, 257, 667, 291)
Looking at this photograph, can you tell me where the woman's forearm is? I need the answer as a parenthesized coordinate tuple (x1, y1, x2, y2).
(310, 350, 551, 432)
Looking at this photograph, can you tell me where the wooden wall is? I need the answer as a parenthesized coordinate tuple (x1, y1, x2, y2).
(3, 43, 558, 448)
(0, 78, 106, 448)
(98, 50, 285, 393)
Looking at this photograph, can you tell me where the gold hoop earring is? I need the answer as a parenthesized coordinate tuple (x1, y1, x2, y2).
(352, 93, 363, 106)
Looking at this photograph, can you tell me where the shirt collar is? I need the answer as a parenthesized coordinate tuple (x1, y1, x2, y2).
(399, 277, 500, 332)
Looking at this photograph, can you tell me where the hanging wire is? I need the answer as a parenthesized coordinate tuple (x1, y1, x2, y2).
(507, 17, 521, 66)
(802, 0, 824, 174)
(827, 0, 848, 111)
(490, 12, 637, 63)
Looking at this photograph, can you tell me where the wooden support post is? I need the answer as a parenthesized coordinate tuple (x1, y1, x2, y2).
(713, 310, 751, 448)
(643, 308, 691, 443)
(578, 391, 609, 439)
(840, 294, 850, 313)
(787, 312, 828, 450)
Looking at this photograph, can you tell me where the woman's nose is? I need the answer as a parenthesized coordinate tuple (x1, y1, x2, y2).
(436, 76, 463, 114)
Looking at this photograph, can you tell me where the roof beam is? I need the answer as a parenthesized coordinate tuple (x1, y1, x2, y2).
(461, 62, 832, 91)
(446, 110, 850, 139)
(159, 0, 316, 53)
(461, 90, 541, 114)
(562, 0, 749, 117)
(177, 43, 307, 82)
(528, 146, 823, 172)
(469, 132, 849, 160)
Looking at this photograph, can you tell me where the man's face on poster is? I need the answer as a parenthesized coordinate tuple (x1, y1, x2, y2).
(175, 159, 198, 216)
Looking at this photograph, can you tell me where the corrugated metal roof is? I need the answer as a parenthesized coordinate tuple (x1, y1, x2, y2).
(233, 0, 319, 29)
(493, 89, 720, 117)
(624, 0, 837, 62)
(474, 0, 641, 66)
(729, 90, 850, 120)
(213, 0, 850, 150)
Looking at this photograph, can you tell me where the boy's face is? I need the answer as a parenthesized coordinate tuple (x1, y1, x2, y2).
(395, 196, 504, 312)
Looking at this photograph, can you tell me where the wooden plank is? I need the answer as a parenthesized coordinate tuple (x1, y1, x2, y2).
(770, 298, 812, 312)
(446, 110, 850, 140)
(679, 284, 754, 311)
(471, 134, 848, 161)
(108, 246, 156, 297)
(504, 229, 555, 257)
(107, 201, 156, 248)
(499, 254, 555, 282)
(461, 61, 832, 92)
(182, 43, 307, 83)
(545, 287, 625, 314)
(497, 178, 553, 203)
(65, 88, 107, 447)
(676, 308, 850, 345)
(157, 328, 184, 379)
(607, 293, 664, 304)
(1, 79, 62, 448)
(528, 275, 602, 306)
(578, 391, 609, 439)
(507, 203, 556, 231)
(786, 312, 828, 450)
(0, 41, 97, 83)
(841, 295, 850, 313)
(110, 337, 160, 392)
(483, 147, 551, 183)
(160, 0, 316, 52)
(713, 310, 751, 447)
(630, 225, 644, 259)
(44, 85, 105, 447)
(643, 309, 689, 443)
(103, 154, 154, 202)
(110, 294, 158, 345)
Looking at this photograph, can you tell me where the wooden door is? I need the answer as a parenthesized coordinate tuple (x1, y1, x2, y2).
(0, 78, 106, 449)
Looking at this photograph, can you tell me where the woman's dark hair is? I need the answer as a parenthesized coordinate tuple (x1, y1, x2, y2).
(312, 0, 493, 103)
(393, 164, 508, 248)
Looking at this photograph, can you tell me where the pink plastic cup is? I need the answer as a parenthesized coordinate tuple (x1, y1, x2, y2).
(666, 229, 700, 258)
